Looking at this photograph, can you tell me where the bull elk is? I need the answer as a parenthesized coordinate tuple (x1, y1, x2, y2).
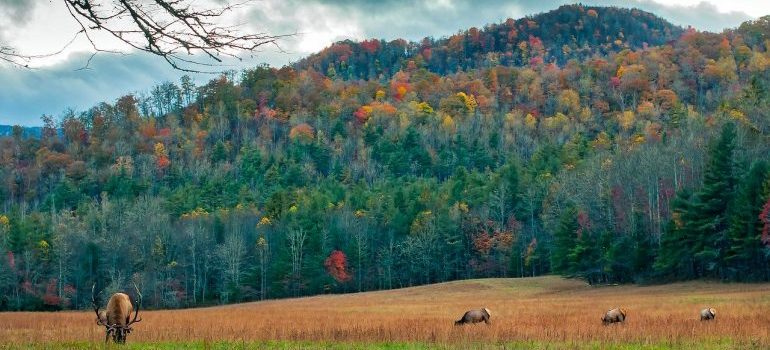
(455, 308, 492, 325)
(92, 284, 142, 343)
(601, 307, 627, 325)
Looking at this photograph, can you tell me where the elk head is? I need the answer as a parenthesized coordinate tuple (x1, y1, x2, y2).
(92, 284, 143, 343)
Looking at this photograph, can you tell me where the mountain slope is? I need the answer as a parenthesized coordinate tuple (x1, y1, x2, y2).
(296, 4, 683, 80)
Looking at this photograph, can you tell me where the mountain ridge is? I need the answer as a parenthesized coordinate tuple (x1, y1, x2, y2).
(0, 125, 42, 138)
(295, 4, 684, 80)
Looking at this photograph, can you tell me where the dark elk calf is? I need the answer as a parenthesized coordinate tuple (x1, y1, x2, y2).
(455, 308, 492, 325)
(700, 307, 716, 321)
(92, 285, 142, 343)
(601, 307, 627, 324)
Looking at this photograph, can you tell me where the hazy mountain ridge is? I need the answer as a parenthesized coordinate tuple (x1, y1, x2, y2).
(0, 125, 42, 138)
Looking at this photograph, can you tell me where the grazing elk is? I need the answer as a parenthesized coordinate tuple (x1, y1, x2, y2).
(601, 307, 627, 325)
(700, 307, 716, 321)
(92, 284, 142, 343)
(455, 308, 492, 325)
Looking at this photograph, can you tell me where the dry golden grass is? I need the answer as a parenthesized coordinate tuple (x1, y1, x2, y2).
(1, 276, 769, 348)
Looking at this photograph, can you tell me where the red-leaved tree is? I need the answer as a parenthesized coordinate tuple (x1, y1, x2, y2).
(324, 250, 352, 283)
(760, 197, 770, 246)
(42, 279, 62, 307)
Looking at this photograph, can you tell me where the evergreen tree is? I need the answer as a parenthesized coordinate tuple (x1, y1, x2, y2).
(211, 140, 228, 163)
(688, 122, 737, 279)
(499, 161, 521, 213)
(607, 234, 634, 283)
(568, 229, 606, 284)
(655, 190, 697, 279)
(630, 214, 656, 280)
(726, 161, 769, 281)
(656, 123, 738, 280)
(551, 205, 578, 274)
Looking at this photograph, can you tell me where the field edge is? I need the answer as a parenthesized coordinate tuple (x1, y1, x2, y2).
(0, 339, 758, 350)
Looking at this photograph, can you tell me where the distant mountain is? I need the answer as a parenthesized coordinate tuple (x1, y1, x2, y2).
(295, 4, 683, 80)
(0, 125, 43, 138)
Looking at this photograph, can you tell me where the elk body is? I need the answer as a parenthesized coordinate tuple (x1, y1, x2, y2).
(455, 308, 491, 325)
(93, 285, 142, 343)
(700, 307, 716, 321)
(602, 307, 627, 324)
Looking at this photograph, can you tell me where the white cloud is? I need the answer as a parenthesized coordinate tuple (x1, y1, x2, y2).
(0, 51, 298, 126)
(646, 0, 770, 17)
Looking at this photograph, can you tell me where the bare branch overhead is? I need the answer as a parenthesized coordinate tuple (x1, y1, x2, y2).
(1, 0, 288, 72)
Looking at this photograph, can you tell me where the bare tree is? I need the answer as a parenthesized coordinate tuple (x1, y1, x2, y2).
(255, 234, 269, 300)
(217, 229, 245, 303)
(286, 227, 306, 296)
(1, 0, 287, 71)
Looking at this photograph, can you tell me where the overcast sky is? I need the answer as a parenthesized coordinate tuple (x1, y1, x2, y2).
(0, 0, 768, 126)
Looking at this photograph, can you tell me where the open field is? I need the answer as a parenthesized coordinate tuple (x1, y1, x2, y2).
(1, 276, 770, 349)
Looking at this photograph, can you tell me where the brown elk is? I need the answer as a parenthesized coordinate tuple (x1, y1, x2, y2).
(700, 307, 716, 321)
(601, 307, 627, 324)
(454, 308, 492, 325)
(92, 284, 142, 343)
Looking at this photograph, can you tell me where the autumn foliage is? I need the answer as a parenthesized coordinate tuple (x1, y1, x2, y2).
(761, 197, 770, 245)
(154, 142, 170, 169)
(289, 123, 315, 141)
(324, 250, 352, 283)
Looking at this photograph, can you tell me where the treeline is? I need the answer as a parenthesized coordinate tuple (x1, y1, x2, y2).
(1, 6, 770, 311)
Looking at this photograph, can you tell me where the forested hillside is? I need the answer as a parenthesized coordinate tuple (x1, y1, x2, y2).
(1, 5, 770, 311)
(296, 5, 682, 80)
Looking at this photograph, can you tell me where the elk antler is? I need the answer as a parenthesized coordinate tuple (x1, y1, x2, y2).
(127, 282, 143, 326)
(91, 284, 105, 326)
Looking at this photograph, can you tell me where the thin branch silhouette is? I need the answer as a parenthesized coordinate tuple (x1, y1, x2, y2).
(1, 0, 290, 72)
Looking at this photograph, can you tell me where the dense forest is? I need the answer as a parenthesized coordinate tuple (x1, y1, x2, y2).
(296, 5, 682, 79)
(1, 4, 770, 311)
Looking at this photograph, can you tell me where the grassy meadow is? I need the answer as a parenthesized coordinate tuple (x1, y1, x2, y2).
(1, 276, 769, 349)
